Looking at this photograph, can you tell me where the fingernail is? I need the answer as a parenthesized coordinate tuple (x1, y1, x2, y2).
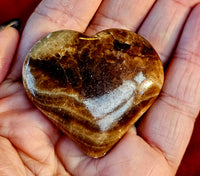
(0, 18, 21, 32)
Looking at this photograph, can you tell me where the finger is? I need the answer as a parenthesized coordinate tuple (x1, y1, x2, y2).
(0, 20, 20, 83)
(86, 0, 156, 35)
(138, 0, 199, 65)
(138, 4, 200, 172)
(9, 0, 102, 80)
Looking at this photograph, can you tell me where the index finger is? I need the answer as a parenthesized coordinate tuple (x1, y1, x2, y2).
(9, 0, 102, 80)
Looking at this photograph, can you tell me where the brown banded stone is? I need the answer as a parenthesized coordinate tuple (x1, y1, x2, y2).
(22, 29, 164, 158)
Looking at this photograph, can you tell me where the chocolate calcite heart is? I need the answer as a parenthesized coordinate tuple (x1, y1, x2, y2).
(22, 29, 164, 158)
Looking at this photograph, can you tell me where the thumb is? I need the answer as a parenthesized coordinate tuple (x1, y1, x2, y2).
(0, 19, 20, 84)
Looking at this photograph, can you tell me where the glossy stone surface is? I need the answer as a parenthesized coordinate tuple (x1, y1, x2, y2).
(22, 29, 164, 158)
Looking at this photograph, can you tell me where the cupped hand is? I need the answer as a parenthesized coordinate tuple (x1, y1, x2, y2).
(0, 0, 200, 175)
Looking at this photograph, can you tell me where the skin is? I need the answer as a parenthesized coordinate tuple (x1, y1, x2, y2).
(0, 0, 200, 175)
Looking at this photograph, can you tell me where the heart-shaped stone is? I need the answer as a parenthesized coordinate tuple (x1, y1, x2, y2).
(22, 29, 164, 158)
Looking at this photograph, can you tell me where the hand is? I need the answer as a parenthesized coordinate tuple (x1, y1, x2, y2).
(0, 0, 200, 175)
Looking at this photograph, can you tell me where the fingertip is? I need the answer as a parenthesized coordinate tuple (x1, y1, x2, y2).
(0, 27, 20, 83)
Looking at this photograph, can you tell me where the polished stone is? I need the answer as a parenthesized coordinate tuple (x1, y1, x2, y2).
(22, 29, 164, 158)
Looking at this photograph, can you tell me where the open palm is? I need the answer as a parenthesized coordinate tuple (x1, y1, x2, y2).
(0, 0, 200, 175)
